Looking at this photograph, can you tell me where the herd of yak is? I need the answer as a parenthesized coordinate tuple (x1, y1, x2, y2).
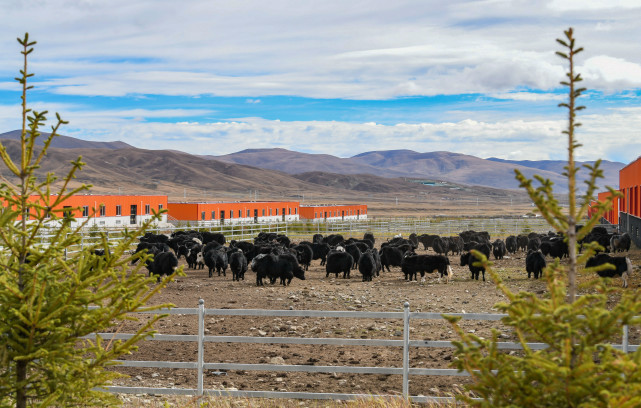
(128, 225, 635, 288)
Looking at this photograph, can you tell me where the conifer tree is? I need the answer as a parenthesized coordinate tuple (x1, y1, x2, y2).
(445, 28, 641, 407)
(0, 34, 181, 407)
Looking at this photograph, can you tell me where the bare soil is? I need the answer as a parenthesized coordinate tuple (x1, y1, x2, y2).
(108, 243, 641, 400)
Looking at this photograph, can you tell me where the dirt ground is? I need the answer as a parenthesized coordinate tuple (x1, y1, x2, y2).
(108, 239, 641, 400)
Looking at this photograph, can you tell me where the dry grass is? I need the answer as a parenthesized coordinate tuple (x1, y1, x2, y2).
(119, 394, 463, 407)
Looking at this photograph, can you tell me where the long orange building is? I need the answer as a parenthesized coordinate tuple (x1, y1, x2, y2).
(299, 204, 368, 222)
(8, 195, 368, 227)
(168, 201, 300, 224)
(5, 194, 168, 227)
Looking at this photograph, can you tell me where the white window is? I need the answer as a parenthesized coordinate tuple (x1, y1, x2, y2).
(82, 206, 89, 217)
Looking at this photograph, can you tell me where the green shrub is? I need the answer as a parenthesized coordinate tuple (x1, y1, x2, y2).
(0, 34, 181, 408)
(445, 28, 641, 407)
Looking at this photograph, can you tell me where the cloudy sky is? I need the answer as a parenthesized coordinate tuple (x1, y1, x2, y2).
(0, 0, 640, 162)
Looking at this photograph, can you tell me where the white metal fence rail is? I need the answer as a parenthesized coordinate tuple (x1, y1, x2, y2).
(87, 301, 637, 404)
(49, 217, 566, 258)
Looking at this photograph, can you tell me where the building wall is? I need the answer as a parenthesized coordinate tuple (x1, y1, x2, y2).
(620, 157, 641, 218)
(6, 195, 168, 227)
(299, 204, 368, 222)
(167, 201, 300, 225)
(594, 191, 619, 225)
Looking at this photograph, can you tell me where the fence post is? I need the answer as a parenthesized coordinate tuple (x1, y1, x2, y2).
(197, 298, 205, 396)
(623, 324, 629, 354)
(403, 301, 410, 399)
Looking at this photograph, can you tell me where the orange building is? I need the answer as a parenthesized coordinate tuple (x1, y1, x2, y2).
(167, 201, 300, 225)
(619, 157, 641, 218)
(591, 156, 641, 246)
(299, 204, 367, 222)
(617, 157, 641, 244)
(4, 194, 168, 227)
(590, 191, 619, 225)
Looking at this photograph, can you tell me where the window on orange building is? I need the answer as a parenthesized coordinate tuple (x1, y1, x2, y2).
(82, 206, 89, 217)
(99, 205, 105, 217)
(145, 204, 150, 215)
(116, 205, 121, 216)
(211, 211, 216, 219)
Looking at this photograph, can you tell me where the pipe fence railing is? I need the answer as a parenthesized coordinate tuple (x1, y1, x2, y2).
(42, 217, 573, 258)
(86, 300, 638, 404)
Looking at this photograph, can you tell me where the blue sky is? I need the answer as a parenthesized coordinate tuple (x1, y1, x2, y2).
(0, 0, 640, 162)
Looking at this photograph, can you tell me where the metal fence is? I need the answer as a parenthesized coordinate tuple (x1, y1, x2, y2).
(87, 301, 638, 404)
(619, 212, 641, 248)
(47, 217, 559, 257)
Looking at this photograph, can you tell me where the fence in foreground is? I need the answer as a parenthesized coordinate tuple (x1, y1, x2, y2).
(87, 301, 638, 404)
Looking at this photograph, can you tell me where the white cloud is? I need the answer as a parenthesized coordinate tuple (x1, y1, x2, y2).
(488, 92, 565, 102)
(547, 0, 641, 11)
(581, 56, 641, 88)
(14, 107, 628, 163)
(0, 1, 639, 99)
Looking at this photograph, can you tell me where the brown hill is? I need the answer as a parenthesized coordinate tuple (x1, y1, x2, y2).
(350, 150, 622, 192)
(214, 148, 623, 192)
(213, 148, 407, 178)
(0, 130, 132, 150)
(0, 137, 538, 216)
(294, 172, 427, 193)
(0, 139, 333, 194)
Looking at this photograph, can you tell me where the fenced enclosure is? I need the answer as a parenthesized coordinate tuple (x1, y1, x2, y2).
(86, 300, 638, 404)
(47, 217, 566, 258)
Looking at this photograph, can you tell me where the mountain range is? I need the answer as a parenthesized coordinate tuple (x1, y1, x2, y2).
(0, 131, 624, 197)
(213, 148, 623, 192)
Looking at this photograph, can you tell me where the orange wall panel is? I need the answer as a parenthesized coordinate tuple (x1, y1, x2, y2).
(299, 204, 368, 220)
(6, 195, 167, 220)
(168, 201, 300, 221)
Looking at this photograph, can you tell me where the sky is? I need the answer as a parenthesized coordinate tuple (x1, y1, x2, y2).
(0, 0, 640, 162)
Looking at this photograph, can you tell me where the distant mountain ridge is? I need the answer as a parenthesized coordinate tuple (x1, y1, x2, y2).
(0, 130, 132, 150)
(217, 148, 624, 192)
(0, 130, 625, 193)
